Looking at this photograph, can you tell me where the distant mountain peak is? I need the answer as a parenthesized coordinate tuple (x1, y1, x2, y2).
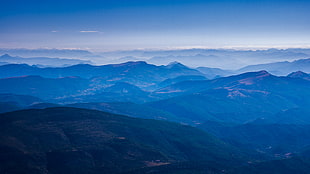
(168, 61, 182, 65)
(293, 58, 310, 63)
(288, 71, 310, 80)
(111, 61, 148, 67)
(238, 58, 310, 76)
(256, 70, 271, 76)
(288, 71, 308, 76)
(0, 54, 12, 58)
(238, 70, 272, 78)
(236, 70, 272, 85)
(166, 61, 187, 69)
(69, 63, 93, 68)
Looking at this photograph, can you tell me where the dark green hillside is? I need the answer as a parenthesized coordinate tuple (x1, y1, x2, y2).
(0, 107, 242, 174)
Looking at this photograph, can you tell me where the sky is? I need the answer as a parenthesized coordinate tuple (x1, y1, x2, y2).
(1, 0, 310, 51)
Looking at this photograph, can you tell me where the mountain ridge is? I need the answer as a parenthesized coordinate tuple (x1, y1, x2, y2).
(0, 107, 244, 174)
(0, 54, 92, 67)
(238, 58, 310, 75)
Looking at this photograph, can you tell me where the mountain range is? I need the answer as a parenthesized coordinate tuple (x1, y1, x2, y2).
(0, 49, 96, 59)
(238, 58, 310, 75)
(149, 70, 310, 124)
(2, 48, 310, 70)
(108, 48, 310, 69)
(0, 54, 92, 67)
(0, 61, 203, 89)
(1, 58, 310, 173)
(1, 52, 310, 80)
(1, 62, 310, 124)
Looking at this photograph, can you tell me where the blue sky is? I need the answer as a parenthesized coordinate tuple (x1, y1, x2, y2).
(1, 0, 309, 51)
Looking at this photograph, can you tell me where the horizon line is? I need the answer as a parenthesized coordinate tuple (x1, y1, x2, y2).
(1, 45, 310, 52)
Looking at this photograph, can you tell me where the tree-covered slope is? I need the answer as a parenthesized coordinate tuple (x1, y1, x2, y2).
(0, 107, 243, 174)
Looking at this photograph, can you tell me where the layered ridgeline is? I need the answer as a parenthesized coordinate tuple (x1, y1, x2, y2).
(0, 61, 204, 103)
(149, 70, 310, 124)
(2, 48, 310, 69)
(1, 61, 310, 124)
(238, 58, 310, 76)
(0, 54, 92, 67)
(0, 107, 244, 174)
(0, 61, 202, 85)
(0, 93, 43, 113)
(1, 60, 310, 173)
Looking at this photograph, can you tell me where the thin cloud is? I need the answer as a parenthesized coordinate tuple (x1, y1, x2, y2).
(80, 30, 99, 33)
(51, 30, 59, 32)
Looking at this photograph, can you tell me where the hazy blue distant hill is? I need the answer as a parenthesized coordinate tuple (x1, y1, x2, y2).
(3, 48, 310, 69)
(0, 61, 204, 89)
(287, 71, 310, 81)
(149, 71, 310, 124)
(148, 54, 234, 68)
(1, 68, 310, 120)
(104, 48, 310, 69)
(0, 48, 95, 59)
(196, 66, 234, 79)
(238, 58, 310, 75)
(154, 70, 310, 99)
(0, 107, 242, 174)
(152, 70, 274, 97)
(0, 54, 92, 67)
(0, 62, 208, 102)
